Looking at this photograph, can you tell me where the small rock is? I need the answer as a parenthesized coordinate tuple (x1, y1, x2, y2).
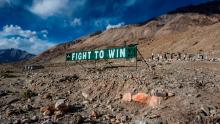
(67, 90, 71, 94)
(13, 120, 21, 124)
(210, 109, 217, 116)
(116, 114, 128, 122)
(6, 109, 14, 116)
(27, 98, 32, 103)
(104, 114, 111, 120)
(167, 92, 175, 97)
(54, 113, 63, 120)
(154, 92, 167, 97)
(82, 92, 89, 99)
(43, 116, 51, 120)
(151, 89, 170, 97)
(122, 93, 132, 102)
(121, 115, 128, 122)
(54, 110, 64, 117)
(132, 92, 150, 104)
(134, 120, 147, 124)
(43, 93, 52, 99)
(72, 114, 83, 124)
(41, 119, 53, 124)
(82, 101, 89, 104)
(91, 111, 98, 118)
(195, 115, 203, 124)
(201, 105, 210, 116)
(31, 116, 38, 122)
(110, 118, 116, 123)
(23, 104, 33, 111)
(149, 96, 162, 108)
(40, 106, 55, 116)
(21, 118, 31, 123)
(43, 110, 52, 116)
(55, 99, 68, 112)
(93, 104, 99, 108)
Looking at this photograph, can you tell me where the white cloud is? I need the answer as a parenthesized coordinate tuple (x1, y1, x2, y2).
(29, 0, 87, 18)
(106, 22, 125, 30)
(1, 25, 37, 38)
(0, 25, 55, 54)
(70, 18, 82, 27)
(29, 0, 69, 18)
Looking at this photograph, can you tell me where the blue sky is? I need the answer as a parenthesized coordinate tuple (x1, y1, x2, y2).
(0, 0, 211, 54)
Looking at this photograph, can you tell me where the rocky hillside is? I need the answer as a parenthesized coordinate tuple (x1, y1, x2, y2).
(0, 48, 35, 63)
(32, 1, 220, 63)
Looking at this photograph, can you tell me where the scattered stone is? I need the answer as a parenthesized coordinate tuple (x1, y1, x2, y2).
(22, 104, 33, 111)
(54, 99, 69, 112)
(40, 106, 55, 116)
(132, 92, 151, 104)
(41, 119, 53, 124)
(110, 118, 116, 123)
(134, 120, 147, 124)
(147, 114, 161, 119)
(54, 110, 64, 117)
(201, 105, 210, 116)
(82, 92, 89, 99)
(195, 115, 203, 124)
(27, 98, 32, 103)
(167, 92, 175, 97)
(6, 109, 15, 116)
(149, 96, 162, 108)
(93, 104, 99, 108)
(43, 110, 52, 116)
(122, 93, 132, 102)
(72, 114, 83, 124)
(82, 100, 89, 104)
(13, 120, 21, 124)
(43, 93, 52, 99)
(21, 118, 31, 123)
(154, 91, 167, 97)
(91, 110, 99, 118)
(116, 114, 128, 122)
(31, 116, 38, 122)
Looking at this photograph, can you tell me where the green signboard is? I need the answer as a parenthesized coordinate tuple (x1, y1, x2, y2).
(66, 45, 137, 61)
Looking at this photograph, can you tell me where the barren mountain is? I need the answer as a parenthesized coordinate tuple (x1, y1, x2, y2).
(0, 48, 35, 63)
(32, 1, 220, 64)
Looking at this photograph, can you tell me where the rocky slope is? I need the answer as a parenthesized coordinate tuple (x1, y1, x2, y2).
(0, 48, 35, 63)
(31, 0, 220, 64)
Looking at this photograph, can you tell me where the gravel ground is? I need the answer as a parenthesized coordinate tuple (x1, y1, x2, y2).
(0, 60, 220, 124)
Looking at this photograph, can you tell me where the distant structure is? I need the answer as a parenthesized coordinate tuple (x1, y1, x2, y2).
(23, 64, 44, 71)
(149, 52, 210, 62)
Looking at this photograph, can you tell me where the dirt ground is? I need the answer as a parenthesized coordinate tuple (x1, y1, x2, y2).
(0, 60, 220, 124)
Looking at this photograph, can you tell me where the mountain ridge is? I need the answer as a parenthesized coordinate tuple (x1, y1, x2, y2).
(0, 48, 35, 63)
